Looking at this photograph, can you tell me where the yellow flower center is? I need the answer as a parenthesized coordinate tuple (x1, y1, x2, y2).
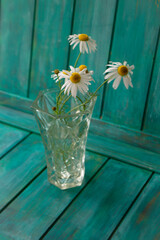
(78, 34, 89, 41)
(54, 69, 59, 74)
(79, 65, 87, 71)
(70, 73, 81, 83)
(118, 65, 128, 76)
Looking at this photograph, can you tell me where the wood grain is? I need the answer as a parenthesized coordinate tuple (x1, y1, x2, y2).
(43, 159, 151, 240)
(0, 0, 35, 96)
(0, 106, 39, 133)
(69, 0, 117, 118)
(0, 151, 107, 239)
(143, 32, 160, 136)
(0, 134, 46, 211)
(0, 123, 29, 158)
(102, 0, 160, 129)
(112, 174, 160, 240)
(29, 0, 74, 99)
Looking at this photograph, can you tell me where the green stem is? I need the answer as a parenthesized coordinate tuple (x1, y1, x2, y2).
(67, 78, 110, 114)
(76, 96, 85, 111)
(59, 95, 72, 113)
(74, 52, 81, 68)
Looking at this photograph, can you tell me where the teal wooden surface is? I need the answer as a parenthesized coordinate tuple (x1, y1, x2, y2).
(89, 118, 160, 154)
(112, 174, 160, 240)
(69, 0, 117, 118)
(1, 105, 160, 172)
(1, 92, 160, 154)
(0, 123, 28, 158)
(43, 160, 151, 240)
(0, 152, 107, 239)
(29, 0, 74, 99)
(0, 0, 35, 96)
(87, 134, 160, 173)
(102, 0, 160, 129)
(0, 134, 45, 211)
(0, 106, 39, 133)
(143, 32, 160, 136)
(0, 90, 33, 114)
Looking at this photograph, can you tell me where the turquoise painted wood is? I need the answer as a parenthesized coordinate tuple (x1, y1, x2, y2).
(1, 91, 160, 154)
(0, 0, 35, 96)
(0, 134, 46, 211)
(143, 33, 160, 136)
(1, 104, 160, 173)
(87, 134, 160, 173)
(29, 0, 74, 99)
(0, 90, 33, 114)
(112, 174, 160, 240)
(0, 106, 39, 133)
(0, 152, 107, 239)
(69, 0, 117, 118)
(43, 160, 151, 240)
(0, 123, 29, 158)
(102, 0, 160, 129)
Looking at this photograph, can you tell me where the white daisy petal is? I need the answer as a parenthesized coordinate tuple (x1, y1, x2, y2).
(104, 71, 117, 79)
(68, 34, 97, 54)
(71, 84, 77, 98)
(123, 76, 129, 89)
(113, 76, 121, 89)
(104, 60, 134, 89)
(104, 68, 117, 74)
(107, 73, 119, 83)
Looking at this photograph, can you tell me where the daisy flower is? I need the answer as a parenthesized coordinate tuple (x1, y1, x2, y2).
(51, 69, 59, 82)
(59, 66, 94, 98)
(78, 65, 94, 75)
(68, 34, 97, 54)
(104, 61, 135, 89)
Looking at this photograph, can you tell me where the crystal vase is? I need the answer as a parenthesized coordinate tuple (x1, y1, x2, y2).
(31, 88, 97, 190)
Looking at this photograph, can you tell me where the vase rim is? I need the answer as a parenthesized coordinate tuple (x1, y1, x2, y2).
(31, 88, 97, 119)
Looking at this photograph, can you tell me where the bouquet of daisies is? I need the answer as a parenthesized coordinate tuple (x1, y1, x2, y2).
(51, 33, 134, 115)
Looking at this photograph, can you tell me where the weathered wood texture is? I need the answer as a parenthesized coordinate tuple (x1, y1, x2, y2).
(0, 152, 107, 239)
(0, 0, 35, 96)
(43, 160, 151, 240)
(143, 31, 160, 136)
(69, 0, 117, 118)
(0, 90, 33, 114)
(0, 134, 46, 211)
(0, 105, 160, 173)
(112, 174, 160, 240)
(102, 0, 160, 130)
(29, 0, 74, 99)
(0, 0, 160, 137)
(0, 123, 29, 159)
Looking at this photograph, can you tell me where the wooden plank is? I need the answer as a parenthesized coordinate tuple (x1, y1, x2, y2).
(102, 0, 160, 129)
(29, 0, 74, 99)
(0, 152, 107, 239)
(0, 123, 29, 158)
(69, 0, 117, 118)
(1, 94, 160, 155)
(0, 134, 46, 211)
(43, 159, 151, 240)
(0, 106, 39, 133)
(0, 0, 35, 96)
(0, 106, 160, 172)
(89, 118, 160, 154)
(87, 134, 160, 173)
(143, 32, 160, 136)
(0, 90, 33, 114)
(112, 173, 160, 240)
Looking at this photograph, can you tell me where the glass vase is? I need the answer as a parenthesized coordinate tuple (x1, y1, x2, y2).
(31, 88, 97, 190)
